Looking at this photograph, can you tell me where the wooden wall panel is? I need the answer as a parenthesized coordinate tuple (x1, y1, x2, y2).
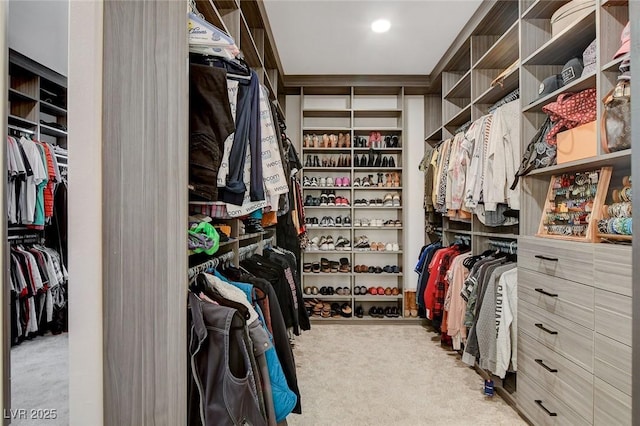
(0, 1, 9, 418)
(102, 2, 187, 424)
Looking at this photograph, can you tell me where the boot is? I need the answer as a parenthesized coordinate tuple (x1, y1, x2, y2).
(314, 155, 320, 167)
(377, 172, 383, 187)
(305, 155, 312, 167)
(374, 153, 382, 167)
(404, 291, 412, 317)
(410, 291, 418, 317)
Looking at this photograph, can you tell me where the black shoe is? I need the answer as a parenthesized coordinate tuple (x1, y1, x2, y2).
(304, 195, 313, 206)
(354, 155, 360, 167)
(305, 155, 312, 167)
(382, 156, 389, 167)
(391, 135, 399, 147)
(367, 151, 375, 167)
(377, 173, 383, 186)
(374, 153, 382, 167)
(314, 155, 320, 167)
(355, 306, 364, 318)
(384, 135, 391, 147)
(360, 154, 367, 167)
(376, 307, 384, 318)
(389, 157, 395, 167)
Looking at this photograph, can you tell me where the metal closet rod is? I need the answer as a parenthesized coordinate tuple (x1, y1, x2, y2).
(488, 239, 517, 253)
(188, 236, 275, 277)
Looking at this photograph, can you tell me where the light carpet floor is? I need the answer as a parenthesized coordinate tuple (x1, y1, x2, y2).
(10, 333, 68, 426)
(287, 324, 526, 426)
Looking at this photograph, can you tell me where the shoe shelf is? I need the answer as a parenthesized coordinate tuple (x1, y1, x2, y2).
(526, 149, 631, 176)
(300, 86, 406, 320)
(355, 272, 403, 277)
(354, 187, 403, 190)
(354, 295, 403, 302)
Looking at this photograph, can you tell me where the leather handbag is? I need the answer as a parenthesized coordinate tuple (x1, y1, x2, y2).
(511, 117, 555, 190)
(543, 88, 598, 144)
(601, 77, 631, 153)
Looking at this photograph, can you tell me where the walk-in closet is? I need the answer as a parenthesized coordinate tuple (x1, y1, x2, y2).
(0, 0, 638, 425)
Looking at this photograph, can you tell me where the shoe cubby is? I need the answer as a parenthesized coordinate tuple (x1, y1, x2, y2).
(300, 85, 406, 320)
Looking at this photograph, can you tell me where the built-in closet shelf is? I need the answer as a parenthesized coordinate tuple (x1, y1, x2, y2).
(302, 295, 352, 300)
(303, 187, 353, 190)
(602, 57, 626, 73)
(527, 149, 631, 176)
(444, 229, 472, 235)
(524, 72, 596, 113)
(352, 227, 403, 230)
(302, 148, 352, 152)
(522, 0, 571, 19)
(304, 206, 353, 209)
(354, 296, 403, 302)
(473, 21, 519, 70)
(306, 227, 352, 231)
(354, 273, 404, 277)
(353, 109, 403, 118)
(353, 127, 402, 132)
(302, 110, 352, 118)
(354, 187, 403, 190)
(355, 168, 403, 172)
(522, 10, 596, 66)
(425, 127, 443, 142)
(239, 231, 266, 241)
(474, 232, 519, 239)
(302, 127, 352, 132)
(602, 0, 628, 6)
(353, 206, 402, 210)
(444, 104, 471, 129)
(305, 250, 355, 254)
(302, 273, 354, 277)
(353, 148, 403, 153)
(8, 88, 37, 102)
(353, 250, 403, 254)
(8, 115, 38, 128)
(444, 70, 471, 99)
(474, 68, 519, 105)
(303, 167, 352, 171)
(40, 124, 67, 138)
(40, 101, 67, 116)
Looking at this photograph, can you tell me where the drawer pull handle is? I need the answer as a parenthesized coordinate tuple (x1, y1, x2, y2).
(535, 400, 558, 417)
(535, 255, 559, 262)
(535, 288, 558, 297)
(535, 323, 558, 335)
(535, 359, 558, 373)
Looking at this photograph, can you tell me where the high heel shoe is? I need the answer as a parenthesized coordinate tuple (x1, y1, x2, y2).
(391, 135, 399, 147)
(384, 135, 391, 148)
(338, 133, 345, 148)
(311, 134, 319, 148)
(393, 172, 401, 187)
(345, 133, 351, 147)
(385, 173, 392, 187)
(329, 134, 337, 148)
(305, 155, 312, 167)
(314, 155, 320, 167)
(303, 134, 310, 148)
(321, 134, 329, 148)
(377, 172, 384, 187)
(322, 157, 328, 167)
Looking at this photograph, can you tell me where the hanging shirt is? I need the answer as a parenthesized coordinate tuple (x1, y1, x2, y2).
(18, 137, 48, 224)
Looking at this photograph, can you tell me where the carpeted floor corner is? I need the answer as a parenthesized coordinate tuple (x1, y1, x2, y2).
(10, 333, 69, 426)
(287, 324, 526, 426)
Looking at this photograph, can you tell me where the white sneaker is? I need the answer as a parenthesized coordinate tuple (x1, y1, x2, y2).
(392, 243, 400, 251)
(353, 218, 362, 227)
(320, 177, 327, 187)
(327, 177, 334, 187)
(385, 243, 393, 251)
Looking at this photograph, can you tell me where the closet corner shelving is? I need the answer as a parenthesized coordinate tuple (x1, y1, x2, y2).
(426, 0, 632, 423)
(299, 86, 407, 320)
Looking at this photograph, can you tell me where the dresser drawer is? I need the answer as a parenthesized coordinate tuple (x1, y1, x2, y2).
(593, 245, 632, 296)
(594, 290, 631, 346)
(519, 268, 594, 329)
(518, 237, 594, 285)
(594, 378, 631, 425)
(517, 372, 591, 426)
(595, 333, 631, 396)
(520, 300, 594, 372)
(519, 332, 593, 417)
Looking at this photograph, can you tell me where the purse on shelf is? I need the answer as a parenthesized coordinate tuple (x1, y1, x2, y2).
(601, 77, 631, 153)
(542, 88, 598, 144)
(510, 117, 555, 190)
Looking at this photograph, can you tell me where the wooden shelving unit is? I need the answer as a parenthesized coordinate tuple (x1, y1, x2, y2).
(299, 86, 407, 320)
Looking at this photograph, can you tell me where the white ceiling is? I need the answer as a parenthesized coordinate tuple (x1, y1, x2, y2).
(263, 0, 483, 76)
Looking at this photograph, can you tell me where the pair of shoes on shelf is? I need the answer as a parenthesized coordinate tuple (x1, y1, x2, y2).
(382, 265, 401, 273)
(384, 135, 400, 148)
(305, 155, 321, 167)
(353, 136, 367, 148)
(354, 286, 368, 295)
(369, 287, 400, 296)
(353, 235, 370, 250)
(404, 291, 419, 317)
(382, 193, 401, 207)
(303, 176, 319, 187)
(335, 287, 351, 295)
(382, 220, 402, 227)
(334, 177, 351, 187)
(303, 286, 319, 295)
(368, 306, 400, 318)
(384, 172, 401, 187)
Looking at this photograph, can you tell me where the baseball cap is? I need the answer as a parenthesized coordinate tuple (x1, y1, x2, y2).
(614, 21, 630, 59)
(582, 39, 597, 76)
(561, 57, 584, 85)
(536, 74, 563, 100)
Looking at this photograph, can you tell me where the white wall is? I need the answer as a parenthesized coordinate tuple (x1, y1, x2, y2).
(403, 95, 425, 290)
(8, 0, 68, 76)
(68, 1, 103, 424)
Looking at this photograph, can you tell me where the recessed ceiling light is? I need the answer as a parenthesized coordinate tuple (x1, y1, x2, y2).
(371, 19, 391, 33)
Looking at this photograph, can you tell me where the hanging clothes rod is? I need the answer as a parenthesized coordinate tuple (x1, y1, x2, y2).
(188, 249, 236, 278)
(488, 239, 517, 254)
(8, 124, 35, 135)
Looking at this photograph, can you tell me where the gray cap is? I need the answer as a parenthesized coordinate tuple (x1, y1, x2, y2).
(561, 57, 584, 85)
(536, 74, 563, 100)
